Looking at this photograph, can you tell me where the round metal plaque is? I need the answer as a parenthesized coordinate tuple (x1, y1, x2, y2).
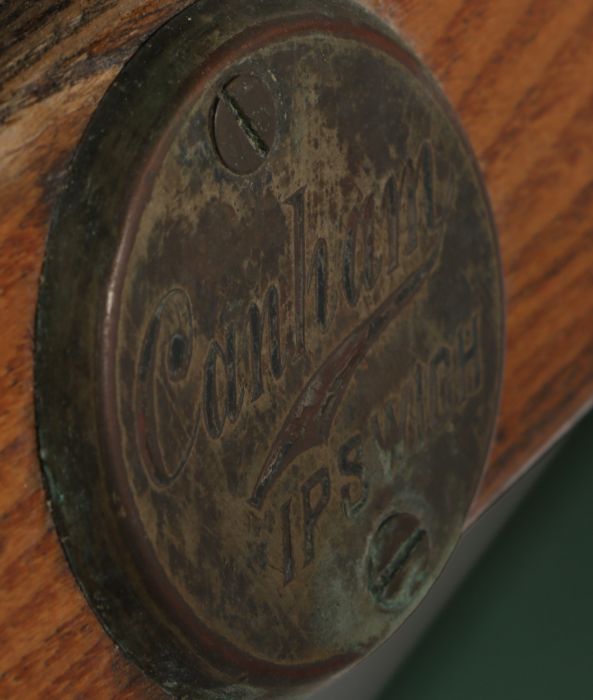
(36, 0, 504, 697)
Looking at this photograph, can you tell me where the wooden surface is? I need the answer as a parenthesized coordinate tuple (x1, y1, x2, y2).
(1, 0, 592, 697)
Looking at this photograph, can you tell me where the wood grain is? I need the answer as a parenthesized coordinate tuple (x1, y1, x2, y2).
(1, 0, 592, 697)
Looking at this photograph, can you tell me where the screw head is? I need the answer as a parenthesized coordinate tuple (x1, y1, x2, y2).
(212, 74, 276, 174)
(368, 512, 431, 611)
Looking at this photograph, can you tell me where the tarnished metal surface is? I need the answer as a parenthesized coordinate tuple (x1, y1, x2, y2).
(35, 0, 504, 697)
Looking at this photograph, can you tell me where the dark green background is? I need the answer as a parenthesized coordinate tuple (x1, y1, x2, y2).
(380, 410, 593, 700)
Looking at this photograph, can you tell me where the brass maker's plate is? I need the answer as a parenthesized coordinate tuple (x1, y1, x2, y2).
(35, 0, 504, 697)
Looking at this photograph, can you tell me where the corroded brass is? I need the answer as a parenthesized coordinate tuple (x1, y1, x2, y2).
(35, 0, 504, 697)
